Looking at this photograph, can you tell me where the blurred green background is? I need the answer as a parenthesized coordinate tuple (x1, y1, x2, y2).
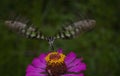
(0, 0, 120, 76)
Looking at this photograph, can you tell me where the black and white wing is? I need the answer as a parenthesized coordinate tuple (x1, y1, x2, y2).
(5, 19, 47, 40)
(55, 19, 96, 39)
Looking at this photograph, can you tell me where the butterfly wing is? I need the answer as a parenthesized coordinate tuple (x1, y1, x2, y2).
(55, 19, 96, 39)
(5, 19, 47, 40)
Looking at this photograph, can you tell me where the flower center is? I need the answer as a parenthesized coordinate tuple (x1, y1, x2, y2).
(45, 52, 67, 76)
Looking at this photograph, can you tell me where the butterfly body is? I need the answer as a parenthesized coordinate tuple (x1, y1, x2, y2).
(5, 17, 96, 50)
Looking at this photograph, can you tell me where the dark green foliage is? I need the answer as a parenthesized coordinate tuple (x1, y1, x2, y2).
(0, 0, 120, 76)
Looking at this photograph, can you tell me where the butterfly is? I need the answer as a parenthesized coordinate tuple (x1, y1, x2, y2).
(5, 16, 96, 50)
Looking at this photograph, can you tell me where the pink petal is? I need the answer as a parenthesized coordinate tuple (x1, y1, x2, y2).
(38, 53, 46, 64)
(68, 62, 86, 72)
(26, 72, 46, 76)
(26, 65, 45, 73)
(67, 58, 81, 68)
(57, 48, 63, 53)
(32, 58, 46, 68)
(65, 52, 76, 65)
(62, 73, 84, 76)
(26, 73, 40, 76)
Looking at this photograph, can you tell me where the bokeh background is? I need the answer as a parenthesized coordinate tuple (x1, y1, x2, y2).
(0, 0, 120, 76)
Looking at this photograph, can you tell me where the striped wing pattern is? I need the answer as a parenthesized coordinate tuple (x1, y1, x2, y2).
(5, 20, 46, 40)
(55, 20, 96, 39)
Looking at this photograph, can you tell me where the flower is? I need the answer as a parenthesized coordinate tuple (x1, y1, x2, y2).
(26, 49, 86, 76)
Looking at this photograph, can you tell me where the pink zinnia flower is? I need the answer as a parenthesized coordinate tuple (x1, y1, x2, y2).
(26, 49, 86, 76)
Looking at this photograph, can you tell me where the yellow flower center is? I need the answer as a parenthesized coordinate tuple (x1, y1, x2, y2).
(45, 52, 67, 76)
(45, 52, 66, 64)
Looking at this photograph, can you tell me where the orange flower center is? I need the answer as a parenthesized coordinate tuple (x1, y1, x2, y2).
(45, 52, 67, 76)
(45, 52, 66, 64)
